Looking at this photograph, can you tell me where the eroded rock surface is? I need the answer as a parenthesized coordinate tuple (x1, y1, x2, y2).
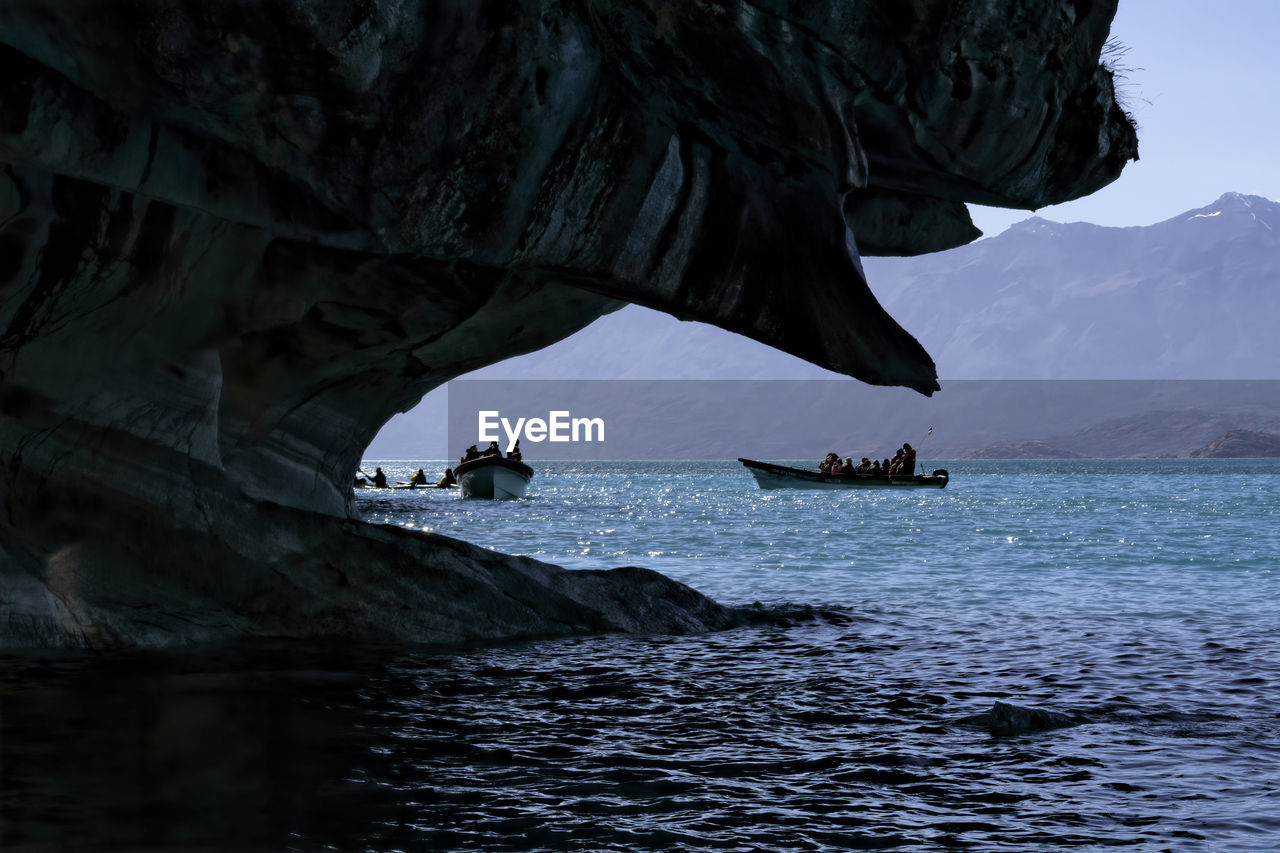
(0, 1, 1136, 648)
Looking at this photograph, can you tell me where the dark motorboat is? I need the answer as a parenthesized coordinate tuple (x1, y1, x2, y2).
(455, 455, 534, 499)
(738, 458, 948, 490)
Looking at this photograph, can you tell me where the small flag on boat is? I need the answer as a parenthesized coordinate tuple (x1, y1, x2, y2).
(927, 426, 932, 436)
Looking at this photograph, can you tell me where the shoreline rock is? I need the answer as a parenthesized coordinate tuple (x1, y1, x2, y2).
(2, 495, 739, 649)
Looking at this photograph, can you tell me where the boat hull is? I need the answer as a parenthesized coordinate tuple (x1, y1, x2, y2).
(738, 458, 948, 490)
(456, 456, 534, 499)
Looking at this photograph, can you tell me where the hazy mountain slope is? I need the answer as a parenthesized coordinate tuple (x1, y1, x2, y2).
(368, 195, 1279, 456)
(463, 193, 1279, 381)
(1189, 430, 1280, 458)
(872, 192, 1279, 379)
(467, 303, 839, 380)
(1051, 408, 1280, 458)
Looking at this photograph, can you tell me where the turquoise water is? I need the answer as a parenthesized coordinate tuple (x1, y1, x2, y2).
(3, 460, 1276, 850)
(361, 459, 1279, 620)
(340, 459, 1279, 850)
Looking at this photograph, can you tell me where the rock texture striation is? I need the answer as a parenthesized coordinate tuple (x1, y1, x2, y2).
(1, 1, 1136, 647)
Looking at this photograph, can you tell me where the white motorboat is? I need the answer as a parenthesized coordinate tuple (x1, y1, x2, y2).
(455, 455, 534, 499)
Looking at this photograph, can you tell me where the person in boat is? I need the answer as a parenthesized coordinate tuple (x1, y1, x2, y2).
(436, 467, 456, 488)
(818, 452, 838, 472)
(354, 475, 367, 486)
(482, 440, 501, 457)
(888, 449, 904, 475)
(854, 457, 872, 475)
(869, 459, 883, 476)
(410, 468, 428, 486)
(372, 467, 388, 488)
(508, 439, 522, 462)
(462, 444, 480, 464)
(902, 442, 917, 475)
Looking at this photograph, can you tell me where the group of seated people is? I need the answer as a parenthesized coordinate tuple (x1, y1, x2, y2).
(459, 439, 522, 464)
(354, 466, 436, 488)
(354, 439, 526, 491)
(819, 442, 917, 476)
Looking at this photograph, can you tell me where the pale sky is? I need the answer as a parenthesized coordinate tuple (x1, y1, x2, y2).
(968, 0, 1280, 235)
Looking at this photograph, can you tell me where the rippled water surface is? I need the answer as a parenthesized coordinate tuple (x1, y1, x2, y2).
(3, 460, 1277, 850)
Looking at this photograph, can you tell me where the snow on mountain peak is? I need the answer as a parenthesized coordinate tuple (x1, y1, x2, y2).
(1180, 192, 1278, 228)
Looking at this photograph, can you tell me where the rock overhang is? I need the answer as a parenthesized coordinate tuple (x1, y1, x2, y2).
(0, 0, 1137, 647)
(2, 0, 1136, 393)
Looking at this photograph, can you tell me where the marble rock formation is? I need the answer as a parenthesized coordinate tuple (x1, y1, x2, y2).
(0, 1, 1137, 648)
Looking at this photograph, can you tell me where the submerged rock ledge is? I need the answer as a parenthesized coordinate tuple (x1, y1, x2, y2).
(0, 1, 1135, 648)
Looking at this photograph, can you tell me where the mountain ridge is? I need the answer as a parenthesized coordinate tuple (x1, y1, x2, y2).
(370, 194, 1280, 457)
(463, 192, 1279, 382)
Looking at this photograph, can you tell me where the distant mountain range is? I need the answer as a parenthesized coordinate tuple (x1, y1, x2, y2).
(1189, 430, 1280, 458)
(460, 192, 1278, 382)
(369, 194, 1280, 457)
(874, 192, 1279, 380)
(960, 407, 1280, 459)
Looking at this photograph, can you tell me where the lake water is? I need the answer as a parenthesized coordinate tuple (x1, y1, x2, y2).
(3, 460, 1277, 850)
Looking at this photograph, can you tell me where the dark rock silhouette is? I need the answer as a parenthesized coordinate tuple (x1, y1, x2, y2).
(0, 1, 1136, 647)
(959, 701, 1084, 736)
